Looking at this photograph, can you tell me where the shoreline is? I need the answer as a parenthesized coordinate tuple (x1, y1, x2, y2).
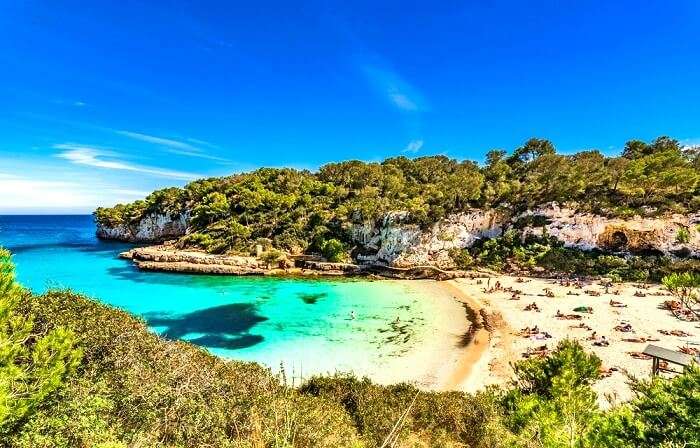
(447, 275, 700, 406)
(119, 245, 468, 280)
(115, 245, 700, 400)
(349, 280, 498, 392)
(114, 246, 511, 392)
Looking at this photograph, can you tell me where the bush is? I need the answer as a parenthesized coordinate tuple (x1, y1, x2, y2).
(13, 290, 361, 447)
(590, 365, 700, 447)
(448, 248, 474, 269)
(503, 340, 601, 447)
(300, 375, 510, 448)
(321, 239, 347, 263)
(676, 227, 690, 244)
(259, 249, 284, 268)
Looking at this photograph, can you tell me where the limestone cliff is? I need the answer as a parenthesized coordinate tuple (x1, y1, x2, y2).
(352, 205, 700, 268)
(97, 204, 699, 269)
(96, 212, 189, 243)
(520, 204, 700, 258)
(353, 210, 504, 268)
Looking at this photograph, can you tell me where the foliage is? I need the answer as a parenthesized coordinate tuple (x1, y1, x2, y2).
(675, 228, 690, 244)
(0, 249, 81, 440)
(12, 288, 361, 447)
(321, 238, 347, 262)
(94, 136, 700, 258)
(662, 272, 700, 320)
(503, 340, 602, 448)
(448, 247, 474, 269)
(259, 248, 285, 268)
(300, 375, 511, 448)
(590, 365, 700, 447)
(457, 231, 698, 282)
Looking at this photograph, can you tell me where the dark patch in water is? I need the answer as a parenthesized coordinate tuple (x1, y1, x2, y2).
(145, 303, 267, 350)
(7, 241, 130, 255)
(188, 334, 265, 350)
(299, 292, 327, 304)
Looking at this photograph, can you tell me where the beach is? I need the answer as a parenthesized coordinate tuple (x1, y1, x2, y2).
(445, 275, 700, 406)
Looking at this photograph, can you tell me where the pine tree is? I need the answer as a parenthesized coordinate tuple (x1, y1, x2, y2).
(0, 248, 81, 437)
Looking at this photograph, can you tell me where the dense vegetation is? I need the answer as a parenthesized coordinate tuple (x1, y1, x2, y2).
(2, 249, 699, 447)
(95, 136, 700, 258)
(449, 230, 700, 281)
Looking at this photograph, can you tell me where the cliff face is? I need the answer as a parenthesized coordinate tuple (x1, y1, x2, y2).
(520, 204, 700, 258)
(96, 204, 700, 267)
(353, 210, 504, 268)
(96, 212, 189, 243)
(352, 205, 700, 268)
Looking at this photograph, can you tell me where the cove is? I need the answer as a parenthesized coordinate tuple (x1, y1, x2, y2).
(0, 215, 463, 381)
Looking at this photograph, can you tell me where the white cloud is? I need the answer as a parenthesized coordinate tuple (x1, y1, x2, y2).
(117, 130, 228, 161)
(54, 144, 201, 180)
(402, 139, 424, 154)
(0, 175, 148, 213)
(389, 93, 418, 111)
(0, 178, 94, 211)
(361, 64, 425, 112)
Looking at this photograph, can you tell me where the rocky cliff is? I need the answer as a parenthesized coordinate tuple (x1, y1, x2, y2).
(352, 205, 700, 268)
(97, 205, 699, 268)
(520, 204, 700, 258)
(96, 212, 189, 243)
(353, 210, 504, 268)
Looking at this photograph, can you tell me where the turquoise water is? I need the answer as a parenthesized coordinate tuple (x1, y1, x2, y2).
(0, 215, 451, 378)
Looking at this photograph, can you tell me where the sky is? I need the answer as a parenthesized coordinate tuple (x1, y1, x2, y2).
(1, 1, 699, 214)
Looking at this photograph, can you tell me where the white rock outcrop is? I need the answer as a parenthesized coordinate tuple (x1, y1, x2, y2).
(352, 204, 700, 268)
(96, 212, 189, 243)
(521, 204, 700, 257)
(354, 210, 503, 268)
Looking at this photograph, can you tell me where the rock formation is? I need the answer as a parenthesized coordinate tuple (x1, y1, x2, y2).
(98, 204, 700, 271)
(520, 204, 700, 258)
(96, 212, 188, 243)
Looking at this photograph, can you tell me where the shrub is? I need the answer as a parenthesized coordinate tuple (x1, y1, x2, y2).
(676, 227, 690, 244)
(590, 365, 700, 447)
(321, 239, 347, 263)
(259, 249, 284, 268)
(300, 375, 510, 448)
(0, 249, 82, 439)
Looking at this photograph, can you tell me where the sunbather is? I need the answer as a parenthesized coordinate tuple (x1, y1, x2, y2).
(609, 300, 627, 308)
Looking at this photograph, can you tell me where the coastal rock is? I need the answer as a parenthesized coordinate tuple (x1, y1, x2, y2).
(354, 210, 503, 268)
(96, 212, 189, 243)
(353, 204, 699, 269)
(101, 203, 699, 272)
(521, 204, 700, 257)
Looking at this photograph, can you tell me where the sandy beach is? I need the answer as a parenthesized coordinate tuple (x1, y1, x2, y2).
(445, 275, 700, 406)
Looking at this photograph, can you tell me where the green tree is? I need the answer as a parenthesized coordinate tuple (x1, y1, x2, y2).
(590, 365, 700, 447)
(321, 239, 346, 262)
(662, 272, 700, 320)
(191, 192, 231, 227)
(0, 249, 81, 437)
(508, 137, 556, 167)
(259, 248, 285, 268)
(503, 340, 602, 448)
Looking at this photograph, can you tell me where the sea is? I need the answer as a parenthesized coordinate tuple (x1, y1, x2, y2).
(0, 214, 456, 380)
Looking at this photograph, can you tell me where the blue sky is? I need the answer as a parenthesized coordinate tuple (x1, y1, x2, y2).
(1, 1, 699, 213)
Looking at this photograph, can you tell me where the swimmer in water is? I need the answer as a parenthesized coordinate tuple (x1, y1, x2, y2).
(350, 310, 356, 320)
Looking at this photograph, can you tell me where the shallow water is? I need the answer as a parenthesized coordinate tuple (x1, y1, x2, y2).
(0, 215, 454, 379)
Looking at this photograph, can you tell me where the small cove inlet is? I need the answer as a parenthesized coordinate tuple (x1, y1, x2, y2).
(0, 215, 470, 386)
